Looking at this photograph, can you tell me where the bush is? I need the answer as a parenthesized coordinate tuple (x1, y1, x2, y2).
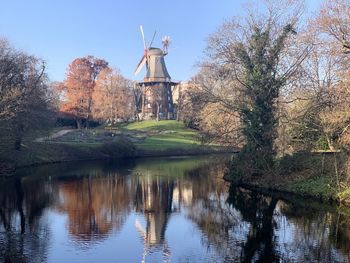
(276, 152, 313, 174)
(100, 137, 135, 158)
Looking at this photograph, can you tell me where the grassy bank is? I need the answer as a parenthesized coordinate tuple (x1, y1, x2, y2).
(1, 120, 237, 170)
(225, 152, 350, 205)
(121, 120, 234, 156)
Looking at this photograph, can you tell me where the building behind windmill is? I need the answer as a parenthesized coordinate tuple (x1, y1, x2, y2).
(134, 27, 178, 120)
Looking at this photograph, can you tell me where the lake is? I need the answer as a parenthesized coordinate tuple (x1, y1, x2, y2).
(0, 155, 349, 262)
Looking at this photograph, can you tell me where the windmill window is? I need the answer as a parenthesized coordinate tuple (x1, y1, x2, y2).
(147, 103, 151, 108)
(169, 103, 171, 108)
(168, 96, 170, 101)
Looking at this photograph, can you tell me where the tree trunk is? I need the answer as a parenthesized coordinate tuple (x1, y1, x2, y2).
(326, 134, 335, 151)
(14, 136, 21, 150)
(141, 85, 146, 121)
(15, 178, 25, 234)
(156, 104, 160, 121)
(76, 119, 82, 129)
(13, 123, 24, 150)
(176, 85, 181, 121)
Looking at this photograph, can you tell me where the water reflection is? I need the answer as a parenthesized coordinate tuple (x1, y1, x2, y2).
(228, 187, 279, 262)
(133, 175, 173, 262)
(56, 175, 131, 242)
(0, 177, 53, 262)
(1, 156, 350, 262)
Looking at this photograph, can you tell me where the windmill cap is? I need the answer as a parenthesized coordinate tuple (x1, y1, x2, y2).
(148, 47, 164, 55)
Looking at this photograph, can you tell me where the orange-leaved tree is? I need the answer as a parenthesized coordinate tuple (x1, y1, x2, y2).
(92, 67, 134, 124)
(61, 56, 108, 128)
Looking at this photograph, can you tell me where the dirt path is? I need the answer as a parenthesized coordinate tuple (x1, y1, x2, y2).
(35, 129, 74, 142)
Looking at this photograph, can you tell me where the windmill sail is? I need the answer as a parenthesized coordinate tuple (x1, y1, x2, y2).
(140, 25, 147, 49)
(149, 31, 157, 47)
(134, 55, 147, 76)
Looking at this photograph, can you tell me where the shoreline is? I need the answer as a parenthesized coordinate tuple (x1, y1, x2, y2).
(3, 142, 349, 209)
(226, 179, 337, 203)
(1, 144, 238, 173)
(223, 174, 347, 207)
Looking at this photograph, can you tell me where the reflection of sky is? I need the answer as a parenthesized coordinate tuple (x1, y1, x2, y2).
(46, 209, 222, 262)
(48, 211, 144, 263)
(273, 205, 345, 262)
(166, 215, 217, 262)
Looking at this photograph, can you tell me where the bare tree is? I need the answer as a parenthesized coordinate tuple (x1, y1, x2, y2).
(284, 1, 350, 152)
(316, 0, 350, 53)
(0, 38, 55, 153)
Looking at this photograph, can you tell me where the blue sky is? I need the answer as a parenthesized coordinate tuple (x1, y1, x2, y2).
(0, 0, 322, 82)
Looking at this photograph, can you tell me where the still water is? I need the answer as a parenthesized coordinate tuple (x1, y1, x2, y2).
(0, 155, 350, 262)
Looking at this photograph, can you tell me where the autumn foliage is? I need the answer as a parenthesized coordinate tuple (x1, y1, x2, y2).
(93, 68, 134, 123)
(60, 56, 108, 128)
(57, 56, 136, 128)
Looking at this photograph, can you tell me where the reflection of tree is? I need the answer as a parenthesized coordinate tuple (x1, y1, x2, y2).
(182, 159, 246, 261)
(279, 201, 350, 262)
(56, 175, 131, 242)
(228, 187, 279, 262)
(331, 215, 350, 261)
(183, 156, 350, 263)
(0, 177, 53, 263)
(188, 177, 350, 263)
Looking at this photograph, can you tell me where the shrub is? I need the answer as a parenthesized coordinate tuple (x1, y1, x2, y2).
(100, 137, 135, 158)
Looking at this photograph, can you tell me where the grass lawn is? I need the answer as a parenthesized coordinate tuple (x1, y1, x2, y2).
(2, 120, 235, 168)
(285, 174, 336, 199)
(121, 120, 202, 151)
(41, 121, 202, 151)
(122, 120, 189, 132)
(43, 120, 232, 154)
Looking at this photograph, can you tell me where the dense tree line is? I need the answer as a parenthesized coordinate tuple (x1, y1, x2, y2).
(0, 39, 55, 156)
(178, 0, 350, 177)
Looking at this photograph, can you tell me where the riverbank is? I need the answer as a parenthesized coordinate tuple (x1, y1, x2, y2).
(0, 120, 238, 172)
(224, 152, 350, 206)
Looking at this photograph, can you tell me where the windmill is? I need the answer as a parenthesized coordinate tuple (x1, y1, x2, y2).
(134, 26, 177, 120)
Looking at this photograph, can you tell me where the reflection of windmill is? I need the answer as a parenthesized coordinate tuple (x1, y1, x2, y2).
(133, 174, 174, 262)
(134, 26, 178, 120)
(135, 218, 171, 263)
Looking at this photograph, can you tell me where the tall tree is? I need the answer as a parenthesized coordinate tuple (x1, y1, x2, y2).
(316, 0, 350, 53)
(92, 67, 134, 124)
(61, 56, 108, 128)
(0, 38, 55, 153)
(285, 21, 350, 151)
(233, 24, 299, 172)
(196, 1, 307, 175)
(132, 82, 143, 121)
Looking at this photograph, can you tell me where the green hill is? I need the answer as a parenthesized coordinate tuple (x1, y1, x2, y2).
(3, 120, 237, 169)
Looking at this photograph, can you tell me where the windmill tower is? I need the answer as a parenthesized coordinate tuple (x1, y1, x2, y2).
(134, 26, 177, 120)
